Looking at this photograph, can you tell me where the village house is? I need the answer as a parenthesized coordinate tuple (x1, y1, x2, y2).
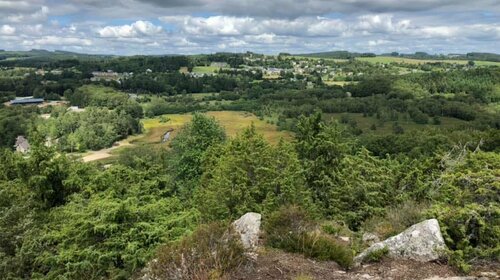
(14, 136, 30, 154)
(264, 67, 282, 76)
(90, 70, 130, 82)
(210, 62, 229, 68)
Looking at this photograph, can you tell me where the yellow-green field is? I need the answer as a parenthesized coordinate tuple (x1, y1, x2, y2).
(136, 111, 292, 145)
(192, 66, 224, 74)
(323, 80, 358, 86)
(290, 56, 349, 63)
(356, 56, 500, 66)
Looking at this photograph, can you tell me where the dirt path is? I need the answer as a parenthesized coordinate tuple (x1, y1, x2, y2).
(81, 138, 134, 162)
(229, 249, 499, 280)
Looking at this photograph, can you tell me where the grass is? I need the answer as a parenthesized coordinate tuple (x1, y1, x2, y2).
(323, 80, 358, 86)
(357, 56, 500, 66)
(78, 84, 127, 95)
(362, 247, 389, 263)
(137, 111, 293, 145)
(290, 56, 349, 63)
(192, 66, 222, 74)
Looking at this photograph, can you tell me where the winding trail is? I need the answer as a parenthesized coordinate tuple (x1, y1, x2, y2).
(81, 137, 134, 162)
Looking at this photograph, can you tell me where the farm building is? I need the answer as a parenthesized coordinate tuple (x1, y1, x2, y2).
(14, 136, 30, 154)
(264, 67, 283, 75)
(210, 62, 229, 68)
(10, 97, 44, 105)
(91, 70, 132, 81)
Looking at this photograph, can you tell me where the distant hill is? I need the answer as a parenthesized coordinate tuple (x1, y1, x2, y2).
(0, 49, 115, 68)
(295, 51, 376, 59)
(296, 51, 500, 62)
(0, 49, 113, 61)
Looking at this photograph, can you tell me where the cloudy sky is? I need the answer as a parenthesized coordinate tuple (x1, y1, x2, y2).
(0, 0, 499, 55)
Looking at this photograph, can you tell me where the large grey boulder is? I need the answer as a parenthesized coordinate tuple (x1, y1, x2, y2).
(233, 212, 261, 250)
(355, 219, 446, 264)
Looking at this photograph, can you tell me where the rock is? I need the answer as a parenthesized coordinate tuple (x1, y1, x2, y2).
(233, 212, 261, 250)
(423, 277, 479, 280)
(479, 272, 497, 278)
(355, 219, 446, 264)
(339, 236, 350, 242)
(362, 232, 380, 245)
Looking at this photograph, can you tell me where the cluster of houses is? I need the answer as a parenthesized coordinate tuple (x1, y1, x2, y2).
(91, 70, 133, 82)
(35, 69, 63, 76)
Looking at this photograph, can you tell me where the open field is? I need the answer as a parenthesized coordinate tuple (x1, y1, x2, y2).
(138, 111, 293, 145)
(192, 66, 224, 73)
(323, 80, 358, 86)
(82, 111, 292, 162)
(357, 56, 500, 66)
(290, 56, 349, 62)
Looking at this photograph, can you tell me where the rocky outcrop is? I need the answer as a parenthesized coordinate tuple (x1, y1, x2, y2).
(362, 232, 380, 245)
(355, 219, 446, 264)
(233, 212, 261, 250)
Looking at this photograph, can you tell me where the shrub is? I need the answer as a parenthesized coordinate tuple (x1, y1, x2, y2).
(363, 200, 429, 239)
(264, 206, 353, 270)
(428, 151, 500, 265)
(302, 232, 353, 269)
(447, 250, 472, 274)
(152, 222, 247, 280)
(362, 246, 389, 263)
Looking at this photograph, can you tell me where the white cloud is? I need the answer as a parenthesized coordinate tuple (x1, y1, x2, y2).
(34, 36, 92, 46)
(0, 24, 15, 35)
(355, 14, 410, 34)
(98, 20, 163, 38)
(0, 0, 498, 55)
(368, 39, 390, 46)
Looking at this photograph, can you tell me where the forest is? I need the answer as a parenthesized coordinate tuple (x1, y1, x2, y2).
(0, 51, 498, 279)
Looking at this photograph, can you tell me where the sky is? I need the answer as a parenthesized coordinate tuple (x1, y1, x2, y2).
(0, 0, 499, 55)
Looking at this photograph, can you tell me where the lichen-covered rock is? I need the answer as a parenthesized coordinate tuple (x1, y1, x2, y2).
(362, 233, 380, 245)
(233, 212, 261, 250)
(355, 219, 446, 264)
(423, 277, 482, 280)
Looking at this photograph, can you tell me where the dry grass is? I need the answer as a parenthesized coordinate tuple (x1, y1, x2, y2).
(137, 111, 293, 145)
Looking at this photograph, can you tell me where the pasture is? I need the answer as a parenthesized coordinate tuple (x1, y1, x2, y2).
(357, 56, 500, 66)
(192, 66, 224, 74)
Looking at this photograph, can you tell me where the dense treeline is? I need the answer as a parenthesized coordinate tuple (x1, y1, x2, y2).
(0, 106, 38, 148)
(39, 107, 142, 151)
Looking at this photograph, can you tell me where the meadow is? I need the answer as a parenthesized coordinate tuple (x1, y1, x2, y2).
(137, 111, 292, 145)
(356, 56, 500, 66)
(192, 66, 226, 74)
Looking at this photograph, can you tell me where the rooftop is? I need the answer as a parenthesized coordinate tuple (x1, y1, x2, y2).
(10, 98, 44, 105)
